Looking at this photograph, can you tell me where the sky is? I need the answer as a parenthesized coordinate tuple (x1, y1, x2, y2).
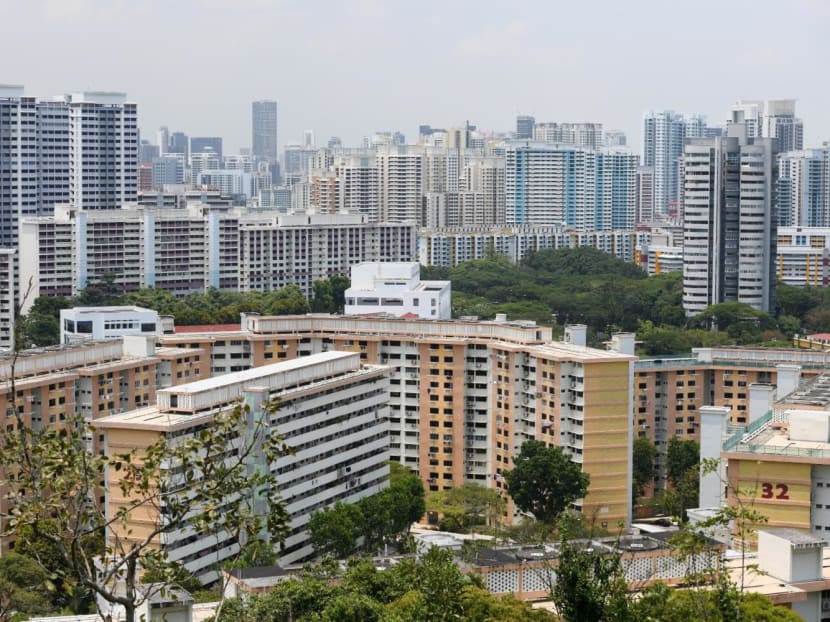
(2, 0, 827, 154)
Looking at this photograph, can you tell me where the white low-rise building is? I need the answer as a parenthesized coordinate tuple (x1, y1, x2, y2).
(60, 306, 161, 344)
(344, 262, 451, 320)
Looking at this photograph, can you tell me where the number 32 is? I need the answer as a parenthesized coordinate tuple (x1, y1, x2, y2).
(760, 483, 789, 499)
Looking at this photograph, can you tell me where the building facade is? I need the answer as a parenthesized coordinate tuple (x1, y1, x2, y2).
(95, 351, 391, 580)
(252, 100, 278, 165)
(19, 204, 416, 309)
(682, 133, 776, 315)
(160, 315, 636, 527)
(505, 144, 638, 229)
(641, 111, 705, 216)
(344, 262, 451, 319)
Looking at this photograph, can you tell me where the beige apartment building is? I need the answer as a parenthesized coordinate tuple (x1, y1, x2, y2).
(160, 316, 636, 527)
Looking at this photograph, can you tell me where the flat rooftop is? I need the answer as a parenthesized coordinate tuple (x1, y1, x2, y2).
(779, 374, 830, 408)
(158, 350, 356, 396)
(64, 306, 156, 315)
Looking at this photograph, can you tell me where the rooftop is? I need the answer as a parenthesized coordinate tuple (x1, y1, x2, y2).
(157, 350, 356, 396)
(64, 306, 156, 315)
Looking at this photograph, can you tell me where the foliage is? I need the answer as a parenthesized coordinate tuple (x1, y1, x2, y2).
(215, 547, 556, 622)
(553, 536, 632, 622)
(18, 279, 331, 347)
(0, 399, 292, 622)
(632, 436, 656, 504)
(666, 437, 699, 490)
(308, 501, 365, 558)
(308, 463, 425, 558)
(0, 552, 54, 620)
(505, 441, 589, 525)
(426, 483, 505, 533)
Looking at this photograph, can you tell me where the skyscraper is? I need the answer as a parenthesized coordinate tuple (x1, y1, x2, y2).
(252, 100, 278, 163)
(168, 132, 189, 161)
(515, 115, 535, 140)
(642, 111, 705, 216)
(157, 126, 170, 154)
(682, 131, 775, 316)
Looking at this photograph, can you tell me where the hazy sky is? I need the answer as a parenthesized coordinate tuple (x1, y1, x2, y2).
(3, 0, 827, 154)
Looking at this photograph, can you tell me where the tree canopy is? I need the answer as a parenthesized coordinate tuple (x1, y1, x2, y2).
(505, 441, 589, 524)
(215, 547, 555, 622)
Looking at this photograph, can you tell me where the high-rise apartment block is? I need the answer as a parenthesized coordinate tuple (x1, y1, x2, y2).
(418, 227, 644, 267)
(776, 149, 829, 227)
(729, 99, 803, 154)
(641, 110, 705, 216)
(515, 115, 535, 140)
(377, 145, 425, 223)
(252, 100, 278, 165)
(95, 351, 392, 580)
(505, 144, 638, 230)
(160, 315, 636, 527)
(0, 86, 137, 246)
(682, 131, 776, 316)
(19, 205, 416, 308)
(636, 166, 656, 223)
(533, 122, 604, 150)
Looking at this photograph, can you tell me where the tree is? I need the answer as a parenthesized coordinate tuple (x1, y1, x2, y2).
(505, 440, 589, 525)
(0, 552, 54, 620)
(666, 437, 699, 490)
(386, 461, 426, 538)
(308, 501, 364, 558)
(311, 279, 335, 313)
(0, 398, 291, 622)
(425, 483, 505, 533)
(216, 547, 557, 622)
(632, 436, 656, 504)
(553, 536, 632, 622)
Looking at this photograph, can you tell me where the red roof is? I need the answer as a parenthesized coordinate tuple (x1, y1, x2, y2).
(808, 333, 830, 342)
(174, 324, 241, 334)
(401, 312, 419, 319)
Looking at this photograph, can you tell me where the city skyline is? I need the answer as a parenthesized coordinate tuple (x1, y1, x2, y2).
(2, 0, 826, 153)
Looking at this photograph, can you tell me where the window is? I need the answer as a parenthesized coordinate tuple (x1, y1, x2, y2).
(76, 321, 93, 334)
(141, 322, 156, 332)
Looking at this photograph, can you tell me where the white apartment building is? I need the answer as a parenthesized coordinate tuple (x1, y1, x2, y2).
(776, 149, 829, 227)
(682, 132, 775, 315)
(533, 122, 604, 150)
(94, 351, 392, 581)
(197, 169, 253, 199)
(641, 111, 705, 216)
(333, 154, 379, 222)
(344, 262, 451, 319)
(19, 205, 416, 310)
(418, 226, 645, 267)
(376, 145, 425, 223)
(60, 306, 161, 345)
(0, 86, 136, 246)
(66, 92, 138, 211)
(504, 143, 638, 229)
